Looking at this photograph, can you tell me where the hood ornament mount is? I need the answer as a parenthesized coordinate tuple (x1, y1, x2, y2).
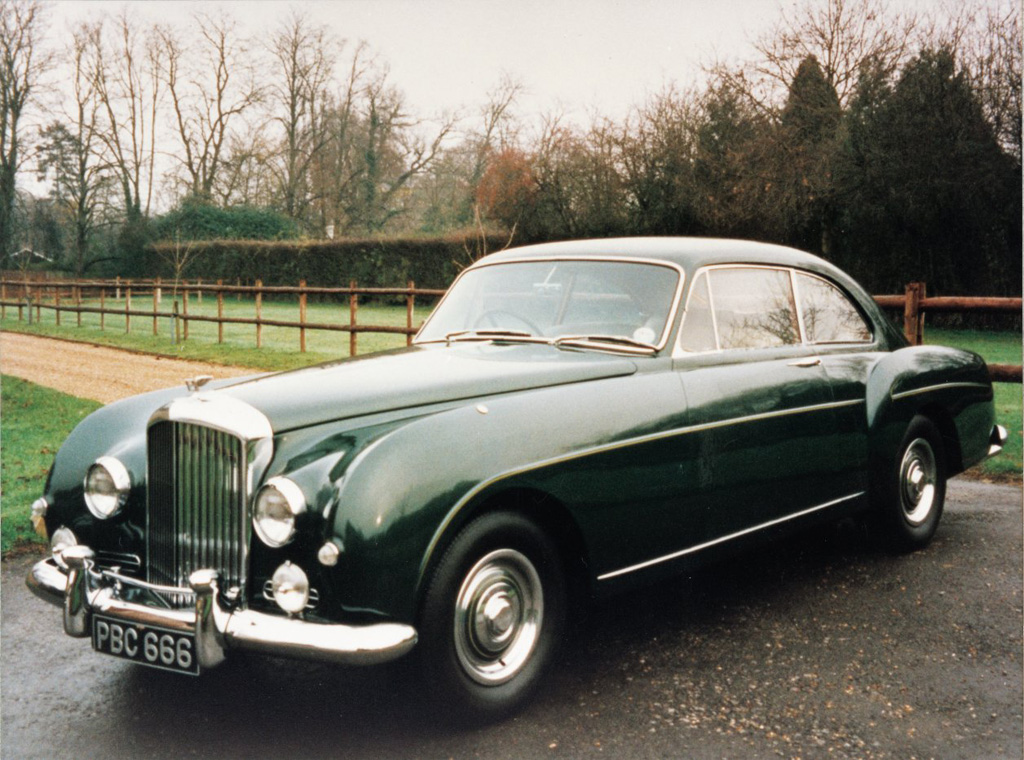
(185, 375, 214, 394)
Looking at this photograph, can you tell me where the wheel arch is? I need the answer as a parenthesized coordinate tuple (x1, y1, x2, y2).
(415, 486, 591, 624)
(916, 402, 963, 475)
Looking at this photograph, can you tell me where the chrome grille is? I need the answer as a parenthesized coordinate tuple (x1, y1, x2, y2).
(147, 421, 248, 602)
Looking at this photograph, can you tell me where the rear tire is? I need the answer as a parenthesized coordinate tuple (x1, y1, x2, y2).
(871, 416, 947, 552)
(417, 511, 567, 724)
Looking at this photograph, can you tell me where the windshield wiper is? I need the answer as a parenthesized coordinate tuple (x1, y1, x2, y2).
(444, 329, 538, 345)
(551, 334, 658, 355)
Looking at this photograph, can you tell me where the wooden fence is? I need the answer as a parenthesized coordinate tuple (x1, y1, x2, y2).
(0, 275, 1020, 381)
(875, 282, 1021, 383)
(0, 277, 446, 357)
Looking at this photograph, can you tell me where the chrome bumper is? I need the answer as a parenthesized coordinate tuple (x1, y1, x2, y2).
(988, 424, 1008, 457)
(26, 546, 418, 669)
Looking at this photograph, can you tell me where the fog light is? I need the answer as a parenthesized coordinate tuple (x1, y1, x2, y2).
(271, 562, 310, 614)
(31, 497, 49, 539)
(84, 456, 131, 519)
(50, 527, 79, 570)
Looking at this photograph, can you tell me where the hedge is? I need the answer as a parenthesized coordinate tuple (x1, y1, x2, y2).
(143, 233, 511, 290)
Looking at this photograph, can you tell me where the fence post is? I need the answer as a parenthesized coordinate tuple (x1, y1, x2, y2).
(173, 300, 180, 344)
(182, 288, 189, 340)
(115, 276, 121, 300)
(24, 283, 30, 324)
(76, 284, 82, 327)
(349, 279, 358, 357)
(217, 280, 224, 344)
(236, 278, 242, 302)
(153, 278, 160, 336)
(125, 287, 132, 333)
(100, 288, 105, 331)
(299, 279, 307, 353)
(406, 280, 415, 347)
(255, 279, 263, 348)
(197, 277, 203, 304)
(903, 281, 925, 345)
(1, 280, 6, 320)
(55, 286, 61, 326)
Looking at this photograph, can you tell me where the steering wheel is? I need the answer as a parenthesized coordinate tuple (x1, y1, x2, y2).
(474, 309, 541, 335)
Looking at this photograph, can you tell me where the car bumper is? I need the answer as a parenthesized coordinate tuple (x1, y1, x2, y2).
(989, 424, 1008, 457)
(26, 546, 418, 670)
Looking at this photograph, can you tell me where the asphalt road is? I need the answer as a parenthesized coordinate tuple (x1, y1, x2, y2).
(2, 479, 1020, 760)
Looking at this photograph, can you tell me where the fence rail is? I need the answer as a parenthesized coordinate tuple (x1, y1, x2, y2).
(0, 276, 446, 356)
(1, 276, 1019, 381)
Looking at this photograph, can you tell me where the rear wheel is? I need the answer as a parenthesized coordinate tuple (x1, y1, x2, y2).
(872, 416, 947, 552)
(418, 511, 567, 723)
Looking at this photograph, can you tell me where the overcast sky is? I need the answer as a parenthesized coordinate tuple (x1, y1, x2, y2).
(49, 0, 942, 124)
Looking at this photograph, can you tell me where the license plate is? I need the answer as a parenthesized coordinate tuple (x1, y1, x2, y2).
(92, 615, 199, 675)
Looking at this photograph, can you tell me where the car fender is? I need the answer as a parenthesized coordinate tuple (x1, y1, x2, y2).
(320, 367, 688, 622)
(864, 345, 994, 484)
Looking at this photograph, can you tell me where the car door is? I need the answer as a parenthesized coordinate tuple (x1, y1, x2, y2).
(673, 266, 842, 543)
(792, 270, 879, 497)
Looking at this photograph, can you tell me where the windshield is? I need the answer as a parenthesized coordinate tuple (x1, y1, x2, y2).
(416, 259, 681, 349)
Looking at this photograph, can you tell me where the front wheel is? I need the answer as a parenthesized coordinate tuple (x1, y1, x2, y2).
(417, 511, 567, 723)
(871, 416, 947, 552)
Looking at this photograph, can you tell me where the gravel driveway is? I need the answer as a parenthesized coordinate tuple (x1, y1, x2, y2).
(0, 332, 254, 403)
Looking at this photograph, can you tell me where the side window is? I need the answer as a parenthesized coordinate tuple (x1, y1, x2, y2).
(711, 267, 800, 350)
(677, 272, 717, 352)
(796, 273, 872, 344)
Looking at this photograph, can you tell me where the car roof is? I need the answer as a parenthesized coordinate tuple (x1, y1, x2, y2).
(479, 237, 831, 273)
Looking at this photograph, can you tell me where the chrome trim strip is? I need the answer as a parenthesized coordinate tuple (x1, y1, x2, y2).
(421, 398, 866, 578)
(414, 255, 686, 353)
(891, 382, 991, 401)
(597, 491, 866, 581)
(149, 393, 273, 440)
(26, 554, 418, 667)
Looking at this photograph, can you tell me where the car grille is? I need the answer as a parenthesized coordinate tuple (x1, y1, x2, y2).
(147, 421, 249, 604)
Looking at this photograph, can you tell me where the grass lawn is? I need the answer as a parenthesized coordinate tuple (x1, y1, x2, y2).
(1, 375, 101, 552)
(0, 297, 432, 371)
(926, 329, 1022, 479)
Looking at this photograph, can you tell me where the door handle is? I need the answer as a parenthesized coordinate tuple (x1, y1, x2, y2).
(788, 357, 821, 367)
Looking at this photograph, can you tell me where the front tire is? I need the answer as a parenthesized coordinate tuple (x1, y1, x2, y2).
(418, 511, 567, 723)
(872, 416, 947, 552)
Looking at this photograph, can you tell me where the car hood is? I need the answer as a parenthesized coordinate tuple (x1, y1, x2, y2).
(218, 343, 638, 432)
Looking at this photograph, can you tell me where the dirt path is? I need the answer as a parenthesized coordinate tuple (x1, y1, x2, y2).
(0, 332, 257, 404)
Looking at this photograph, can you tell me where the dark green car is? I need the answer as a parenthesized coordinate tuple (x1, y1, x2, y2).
(28, 238, 1005, 721)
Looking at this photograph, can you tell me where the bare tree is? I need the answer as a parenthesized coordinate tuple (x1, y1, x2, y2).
(926, 0, 1021, 163)
(267, 10, 339, 223)
(91, 10, 162, 223)
(36, 23, 112, 275)
(159, 13, 262, 201)
(309, 40, 370, 233)
(717, 0, 916, 112)
(0, 0, 51, 267)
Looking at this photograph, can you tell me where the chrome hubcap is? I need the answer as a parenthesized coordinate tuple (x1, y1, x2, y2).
(454, 548, 543, 685)
(900, 438, 937, 526)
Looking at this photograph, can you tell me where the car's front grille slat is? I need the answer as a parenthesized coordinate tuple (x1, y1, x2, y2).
(147, 421, 248, 607)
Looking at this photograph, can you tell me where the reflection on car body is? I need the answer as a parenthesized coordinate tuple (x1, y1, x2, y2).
(27, 237, 1005, 722)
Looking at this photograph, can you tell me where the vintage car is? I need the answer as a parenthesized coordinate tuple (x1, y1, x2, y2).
(28, 237, 1005, 721)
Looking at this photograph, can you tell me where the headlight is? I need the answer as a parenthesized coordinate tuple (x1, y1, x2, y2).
(271, 562, 310, 614)
(253, 477, 306, 547)
(51, 527, 79, 570)
(84, 456, 131, 519)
